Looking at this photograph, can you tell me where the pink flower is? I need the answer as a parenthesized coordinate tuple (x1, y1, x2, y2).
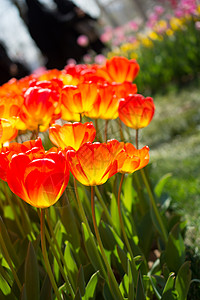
(195, 21, 200, 30)
(154, 5, 165, 15)
(77, 35, 89, 47)
(94, 54, 106, 65)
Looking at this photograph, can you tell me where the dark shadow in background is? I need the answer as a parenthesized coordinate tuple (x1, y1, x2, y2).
(25, 0, 105, 69)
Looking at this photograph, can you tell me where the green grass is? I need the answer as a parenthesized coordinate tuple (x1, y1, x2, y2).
(139, 84, 200, 250)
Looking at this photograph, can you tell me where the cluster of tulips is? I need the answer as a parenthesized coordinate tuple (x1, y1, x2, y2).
(1, 56, 191, 300)
(0, 56, 154, 209)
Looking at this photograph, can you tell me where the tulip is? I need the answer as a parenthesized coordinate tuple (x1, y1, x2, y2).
(6, 144, 69, 208)
(85, 83, 119, 119)
(118, 94, 155, 129)
(0, 138, 44, 181)
(20, 84, 61, 132)
(116, 144, 150, 173)
(97, 56, 140, 83)
(49, 122, 96, 150)
(61, 82, 98, 115)
(67, 140, 123, 186)
(0, 118, 18, 146)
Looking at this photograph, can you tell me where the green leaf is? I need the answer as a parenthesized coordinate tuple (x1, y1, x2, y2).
(136, 272, 145, 300)
(110, 193, 120, 234)
(0, 217, 19, 267)
(103, 282, 115, 300)
(99, 221, 117, 251)
(117, 246, 128, 273)
(83, 271, 99, 300)
(175, 261, 191, 300)
(25, 242, 40, 300)
(165, 223, 185, 273)
(81, 223, 103, 274)
(40, 274, 52, 300)
(76, 265, 85, 297)
(122, 174, 137, 213)
(0, 272, 11, 296)
(119, 273, 128, 298)
(128, 260, 134, 300)
(64, 242, 78, 289)
(60, 205, 80, 250)
(154, 173, 172, 198)
(162, 272, 175, 296)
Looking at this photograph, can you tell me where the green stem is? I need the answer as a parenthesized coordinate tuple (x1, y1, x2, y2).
(91, 186, 124, 300)
(140, 169, 168, 244)
(73, 178, 108, 280)
(45, 211, 75, 298)
(40, 209, 62, 300)
(0, 234, 22, 291)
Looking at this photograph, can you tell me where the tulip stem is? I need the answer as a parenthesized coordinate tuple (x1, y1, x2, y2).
(91, 186, 124, 300)
(45, 210, 75, 298)
(117, 174, 136, 265)
(73, 178, 108, 280)
(0, 233, 22, 291)
(40, 209, 62, 300)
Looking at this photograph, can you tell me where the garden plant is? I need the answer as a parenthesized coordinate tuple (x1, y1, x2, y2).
(0, 55, 198, 300)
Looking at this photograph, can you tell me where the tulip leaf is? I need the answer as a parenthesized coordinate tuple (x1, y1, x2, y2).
(117, 246, 128, 273)
(136, 271, 145, 300)
(81, 223, 103, 274)
(175, 261, 191, 300)
(64, 242, 78, 289)
(103, 282, 115, 300)
(122, 174, 137, 212)
(99, 221, 117, 251)
(128, 260, 135, 300)
(83, 271, 99, 300)
(110, 193, 120, 234)
(0, 272, 11, 296)
(161, 272, 175, 296)
(165, 223, 185, 273)
(76, 265, 85, 297)
(25, 242, 40, 300)
(119, 273, 128, 298)
(154, 173, 172, 199)
(0, 217, 19, 268)
(60, 205, 80, 250)
(40, 273, 52, 300)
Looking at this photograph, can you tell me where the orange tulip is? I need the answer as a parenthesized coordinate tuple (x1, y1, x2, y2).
(0, 118, 18, 146)
(61, 82, 98, 115)
(6, 144, 69, 208)
(19, 84, 61, 132)
(0, 138, 44, 181)
(96, 56, 140, 83)
(67, 140, 123, 186)
(112, 81, 137, 99)
(85, 83, 119, 119)
(118, 94, 155, 129)
(116, 144, 149, 174)
(49, 122, 96, 150)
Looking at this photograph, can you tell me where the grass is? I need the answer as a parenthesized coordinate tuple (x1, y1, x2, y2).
(139, 84, 200, 251)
